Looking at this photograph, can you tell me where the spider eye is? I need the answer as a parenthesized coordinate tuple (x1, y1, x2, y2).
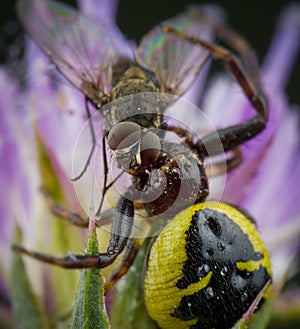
(108, 122, 141, 150)
(140, 131, 161, 165)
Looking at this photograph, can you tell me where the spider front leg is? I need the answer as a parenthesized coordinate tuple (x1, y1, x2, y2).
(205, 147, 243, 177)
(12, 195, 134, 269)
(105, 238, 143, 293)
(192, 8, 263, 89)
(163, 26, 268, 155)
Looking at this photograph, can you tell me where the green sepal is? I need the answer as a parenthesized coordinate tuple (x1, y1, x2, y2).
(11, 241, 48, 329)
(70, 227, 109, 329)
(246, 296, 275, 329)
(110, 237, 156, 329)
(268, 267, 300, 327)
(35, 131, 64, 202)
(233, 281, 274, 329)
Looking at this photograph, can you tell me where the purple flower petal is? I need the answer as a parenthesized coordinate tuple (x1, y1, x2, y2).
(26, 39, 83, 171)
(77, 0, 119, 23)
(240, 106, 300, 229)
(234, 4, 300, 233)
(0, 69, 39, 267)
(25, 39, 96, 210)
(262, 3, 300, 90)
(219, 86, 284, 204)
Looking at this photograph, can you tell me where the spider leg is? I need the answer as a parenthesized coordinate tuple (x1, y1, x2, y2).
(105, 238, 143, 293)
(192, 8, 262, 88)
(163, 26, 268, 156)
(206, 147, 242, 178)
(12, 195, 134, 269)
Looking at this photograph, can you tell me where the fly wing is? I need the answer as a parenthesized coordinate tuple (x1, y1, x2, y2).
(137, 7, 216, 97)
(17, 0, 129, 106)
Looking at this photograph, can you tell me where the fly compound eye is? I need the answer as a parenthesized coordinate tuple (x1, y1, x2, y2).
(140, 131, 161, 165)
(108, 122, 141, 150)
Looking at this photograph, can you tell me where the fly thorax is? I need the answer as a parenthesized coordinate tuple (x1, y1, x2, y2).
(105, 66, 162, 128)
(111, 66, 159, 99)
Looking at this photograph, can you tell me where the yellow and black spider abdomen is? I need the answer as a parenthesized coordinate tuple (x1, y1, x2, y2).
(144, 202, 272, 329)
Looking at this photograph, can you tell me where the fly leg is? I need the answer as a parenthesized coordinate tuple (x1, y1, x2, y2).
(71, 97, 98, 181)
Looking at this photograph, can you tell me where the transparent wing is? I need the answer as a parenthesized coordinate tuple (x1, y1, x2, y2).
(137, 7, 216, 96)
(17, 0, 127, 105)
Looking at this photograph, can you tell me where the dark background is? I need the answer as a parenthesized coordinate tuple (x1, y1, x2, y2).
(0, 0, 299, 105)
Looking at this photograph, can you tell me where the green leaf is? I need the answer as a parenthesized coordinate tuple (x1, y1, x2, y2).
(11, 249, 48, 329)
(247, 296, 275, 329)
(233, 281, 274, 329)
(110, 237, 156, 329)
(70, 227, 109, 329)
